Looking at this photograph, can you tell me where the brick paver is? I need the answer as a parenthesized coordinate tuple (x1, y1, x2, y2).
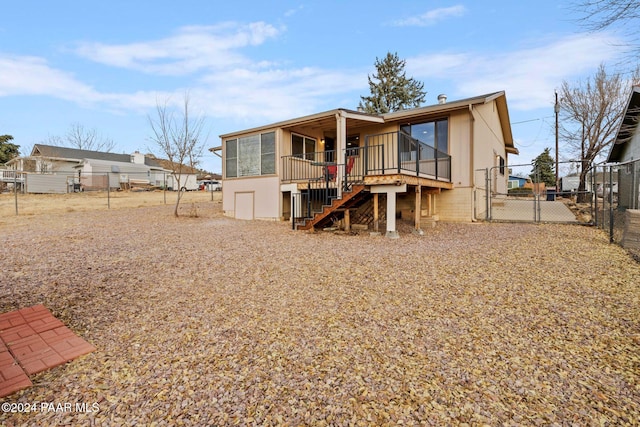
(0, 305, 95, 398)
(0, 350, 32, 398)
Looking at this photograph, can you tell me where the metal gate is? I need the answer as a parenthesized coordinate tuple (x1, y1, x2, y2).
(476, 161, 595, 224)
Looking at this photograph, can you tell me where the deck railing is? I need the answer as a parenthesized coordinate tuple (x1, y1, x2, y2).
(0, 170, 27, 182)
(363, 131, 451, 181)
(281, 131, 451, 186)
(281, 149, 337, 183)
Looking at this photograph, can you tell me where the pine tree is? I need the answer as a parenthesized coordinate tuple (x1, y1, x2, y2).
(0, 135, 19, 164)
(359, 52, 426, 114)
(530, 148, 556, 187)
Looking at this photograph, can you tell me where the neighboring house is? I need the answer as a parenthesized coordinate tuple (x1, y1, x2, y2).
(607, 86, 640, 210)
(4, 145, 198, 192)
(6, 144, 132, 173)
(149, 157, 200, 191)
(508, 175, 528, 189)
(73, 157, 166, 190)
(212, 91, 518, 237)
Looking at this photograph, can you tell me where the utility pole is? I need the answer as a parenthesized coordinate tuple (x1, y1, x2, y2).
(554, 91, 560, 191)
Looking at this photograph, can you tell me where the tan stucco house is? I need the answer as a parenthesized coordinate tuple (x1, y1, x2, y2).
(212, 91, 518, 237)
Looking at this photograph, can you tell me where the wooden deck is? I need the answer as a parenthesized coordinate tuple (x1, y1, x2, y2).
(363, 174, 453, 190)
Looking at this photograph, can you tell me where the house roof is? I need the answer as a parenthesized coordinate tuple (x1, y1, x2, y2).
(219, 108, 384, 139)
(607, 86, 640, 162)
(30, 144, 132, 163)
(217, 91, 517, 155)
(383, 91, 517, 155)
(150, 158, 201, 174)
(8, 144, 201, 173)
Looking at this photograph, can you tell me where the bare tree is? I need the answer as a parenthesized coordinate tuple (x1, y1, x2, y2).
(44, 122, 116, 152)
(574, 0, 640, 57)
(148, 94, 206, 217)
(558, 64, 631, 201)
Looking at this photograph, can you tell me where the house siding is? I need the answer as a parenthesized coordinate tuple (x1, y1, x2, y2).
(448, 111, 472, 187)
(222, 176, 281, 220)
(438, 187, 475, 222)
(621, 129, 640, 161)
(26, 174, 69, 194)
(472, 101, 508, 194)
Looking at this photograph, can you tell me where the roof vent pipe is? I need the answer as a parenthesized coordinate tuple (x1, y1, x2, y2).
(437, 94, 447, 104)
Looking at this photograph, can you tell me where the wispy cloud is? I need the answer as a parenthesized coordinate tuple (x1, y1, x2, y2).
(284, 5, 304, 18)
(73, 22, 282, 76)
(0, 55, 101, 102)
(0, 27, 628, 134)
(392, 5, 467, 27)
(407, 32, 626, 110)
(197, 67, 365, 122)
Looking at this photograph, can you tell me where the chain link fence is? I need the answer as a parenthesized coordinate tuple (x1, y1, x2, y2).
(592, 159, 640, 259)
(0, 171, 220, 216)
(476, 161, 593, 224)
(474, 159, 640, 259)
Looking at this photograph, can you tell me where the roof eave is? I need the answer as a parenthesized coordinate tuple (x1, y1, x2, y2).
(607, 86, 640, 162)
(219, 108, 383, 139)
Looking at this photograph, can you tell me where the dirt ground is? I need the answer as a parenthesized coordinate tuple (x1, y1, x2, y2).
(1, 199, 639, 425)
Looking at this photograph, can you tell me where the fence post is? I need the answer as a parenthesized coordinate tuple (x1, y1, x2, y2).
(14, 173, 18, 215)
(107, 173, 110, 209)
(534, 166, 541, 222)
(485, 168, 490, 220)
(589, 166, 595, 223)
(593, 166, 599, 226)
(163, 172, 167, 204)
(609, 166, 614, 243)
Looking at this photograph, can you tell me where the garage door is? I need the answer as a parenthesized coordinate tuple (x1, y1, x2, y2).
(235, 192, 254, 220)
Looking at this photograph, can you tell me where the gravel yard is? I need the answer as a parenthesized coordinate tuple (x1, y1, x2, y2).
(1, 201, 639, 425)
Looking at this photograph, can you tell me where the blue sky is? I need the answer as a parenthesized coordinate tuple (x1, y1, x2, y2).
(0, 1, 631, 174)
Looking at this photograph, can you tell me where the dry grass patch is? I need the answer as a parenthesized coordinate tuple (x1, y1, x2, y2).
(0, 190, 220, 227)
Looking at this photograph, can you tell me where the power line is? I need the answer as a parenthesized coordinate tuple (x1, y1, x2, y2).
(511, 115, 554, 125)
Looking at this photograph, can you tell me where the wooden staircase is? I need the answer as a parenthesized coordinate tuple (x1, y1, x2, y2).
(296, 185, 367, 230)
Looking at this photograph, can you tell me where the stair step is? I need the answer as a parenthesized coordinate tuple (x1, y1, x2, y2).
(298, 185, 367, 230)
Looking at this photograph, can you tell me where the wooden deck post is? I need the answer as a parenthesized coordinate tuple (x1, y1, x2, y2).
(344, 209, 351, 232)
(373, 193, 379, 232)
(371, 184, 406, 239)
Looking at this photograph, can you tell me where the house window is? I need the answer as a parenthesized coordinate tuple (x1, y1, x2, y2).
(225, 139, 238, 178)
(292, 134, 316, 160)
(499, 156, 505, 175)
(400, 118, 449, 153)
(261, 132, 276, 174)
(346, 135, 360, 156)
(225, 131, 276, 178)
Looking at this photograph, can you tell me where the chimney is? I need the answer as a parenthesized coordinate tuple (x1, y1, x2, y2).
(437, 94, 447, 104)
(131, 151, 145, 165)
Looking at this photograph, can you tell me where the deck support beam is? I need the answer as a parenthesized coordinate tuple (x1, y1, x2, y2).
(414, 185, 423, 235)
(371, 183, 406, 239)
(344, 209, 350, 232)
(373, 193, 379, 232)
(281, 183, 301, 226)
